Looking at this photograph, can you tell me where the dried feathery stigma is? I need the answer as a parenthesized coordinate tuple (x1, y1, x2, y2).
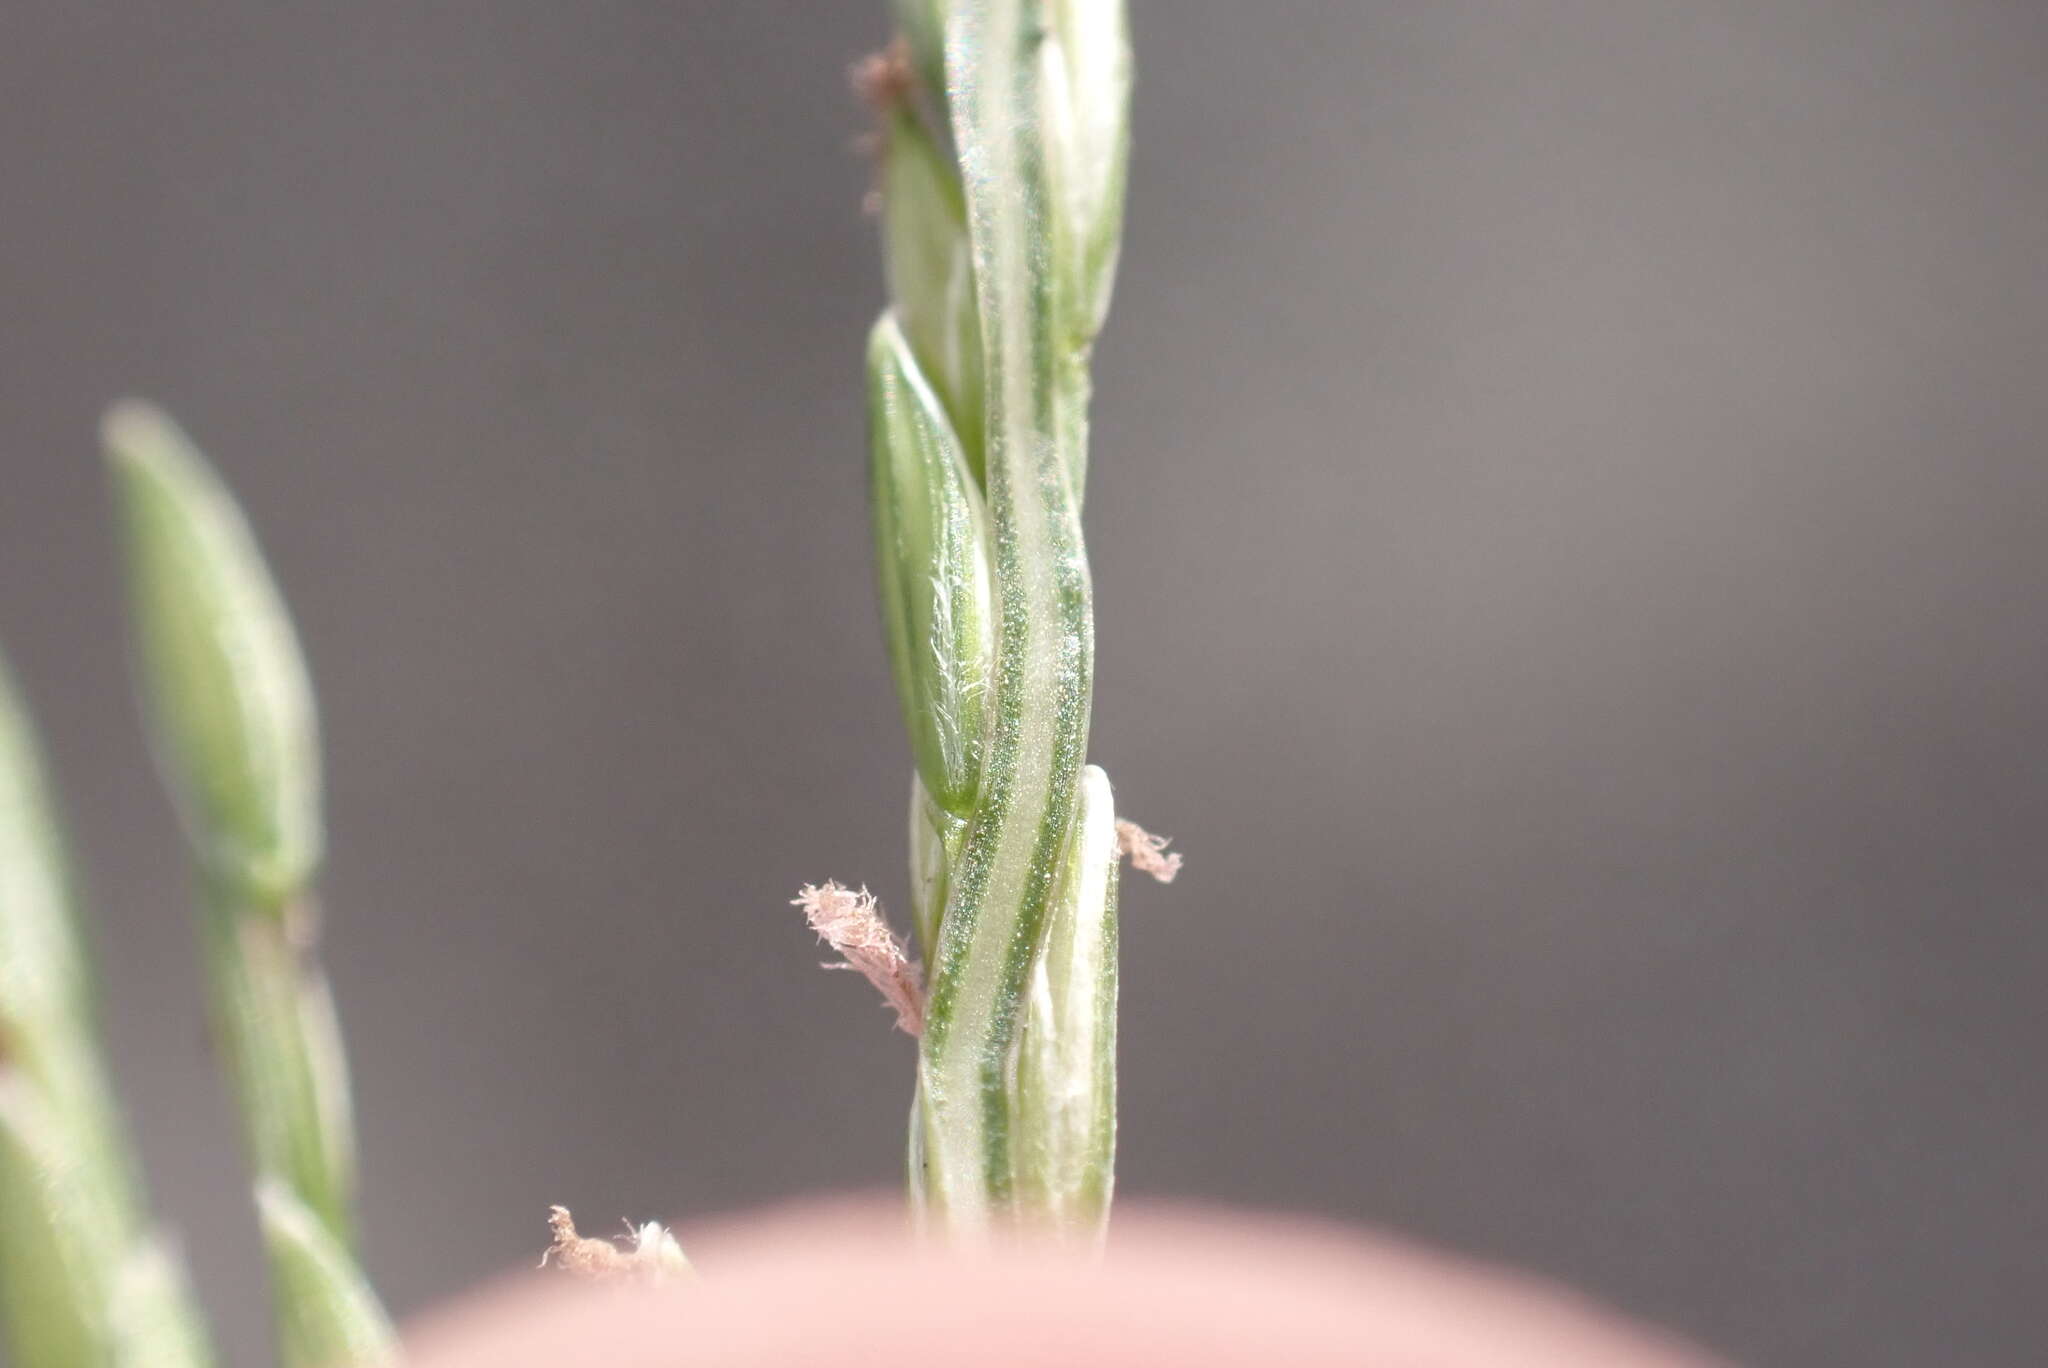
(1116, 819, 1184, 884)
(793, 881, 925, 1036)
(542, 1206, 689, 1284)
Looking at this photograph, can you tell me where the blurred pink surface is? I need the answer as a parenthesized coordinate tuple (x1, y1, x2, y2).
(407, 1199, 1727, 1366)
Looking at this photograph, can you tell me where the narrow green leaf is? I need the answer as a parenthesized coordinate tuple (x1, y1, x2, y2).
(1011, 764, 1117, 1235)
(256, 1181, 398, 1368)
(869, 315, 995, 819)
(104, 401, 321, 904)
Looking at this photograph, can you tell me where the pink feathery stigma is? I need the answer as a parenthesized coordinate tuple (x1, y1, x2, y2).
(1116, 819, 1183, 883)
(793, 882, 925, 1036)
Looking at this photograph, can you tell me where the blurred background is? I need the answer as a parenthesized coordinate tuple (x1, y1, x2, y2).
(2, 2, 2044, 1363)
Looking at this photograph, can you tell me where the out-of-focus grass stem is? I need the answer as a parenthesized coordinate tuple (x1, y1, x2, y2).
(106, 402, 395, 1367)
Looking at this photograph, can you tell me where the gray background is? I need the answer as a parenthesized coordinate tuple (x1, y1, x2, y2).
(2, 2, 2043, 1364)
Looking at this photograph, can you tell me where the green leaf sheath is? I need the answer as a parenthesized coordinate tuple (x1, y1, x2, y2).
(106, 404, 387, 1361)
(0, 657, 216, 1368)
